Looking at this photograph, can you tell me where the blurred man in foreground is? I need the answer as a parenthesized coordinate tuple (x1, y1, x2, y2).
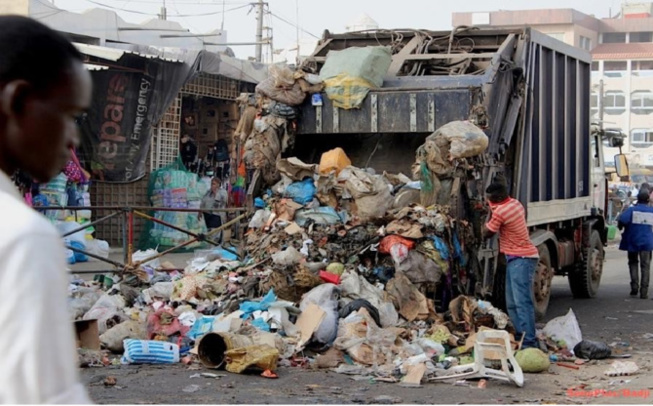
(0, 16, 93, 403)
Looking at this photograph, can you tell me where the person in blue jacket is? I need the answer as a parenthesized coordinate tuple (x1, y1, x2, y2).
(618, 191, 653, 299)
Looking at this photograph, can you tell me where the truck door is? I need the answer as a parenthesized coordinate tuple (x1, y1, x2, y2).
(591, 134, 606, 212)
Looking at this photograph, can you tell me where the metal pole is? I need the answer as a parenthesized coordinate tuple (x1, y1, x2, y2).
(122, 210, 128, 265)
(255, 0, 264, 62)
(127, 209, 134, 267)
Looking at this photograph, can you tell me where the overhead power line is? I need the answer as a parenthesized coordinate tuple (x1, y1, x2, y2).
(83, 0, 251, 17)
(267, 11, 320, 39)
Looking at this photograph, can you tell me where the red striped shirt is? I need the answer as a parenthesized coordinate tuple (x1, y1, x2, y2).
(486, 198, 539, 257)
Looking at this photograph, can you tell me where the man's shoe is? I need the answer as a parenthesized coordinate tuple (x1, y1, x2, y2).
(631, 289, 638, 297)
(641, 291, 649, 299)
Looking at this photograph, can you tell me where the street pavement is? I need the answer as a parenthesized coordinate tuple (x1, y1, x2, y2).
(81, 245, 653, 404)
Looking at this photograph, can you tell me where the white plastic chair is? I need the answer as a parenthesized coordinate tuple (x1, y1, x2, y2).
(430, 329, 524, 387)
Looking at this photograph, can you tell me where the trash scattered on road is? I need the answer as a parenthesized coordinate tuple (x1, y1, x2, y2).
(182, 384, 201, 393)
(605, 361, 639, 377)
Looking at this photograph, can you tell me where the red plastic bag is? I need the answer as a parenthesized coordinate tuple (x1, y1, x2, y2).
(379, 235, 415, 254)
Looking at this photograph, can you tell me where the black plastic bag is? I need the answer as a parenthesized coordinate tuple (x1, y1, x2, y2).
(573, 340, 612, 360)
(339, 299, 381, 327)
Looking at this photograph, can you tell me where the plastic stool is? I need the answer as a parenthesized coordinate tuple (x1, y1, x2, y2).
(430, 329, 524, 387)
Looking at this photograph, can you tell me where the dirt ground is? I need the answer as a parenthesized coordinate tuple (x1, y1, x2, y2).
(79, 247, 653, 404)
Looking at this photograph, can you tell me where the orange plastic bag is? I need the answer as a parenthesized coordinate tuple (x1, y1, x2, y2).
(379, 235, 416, 255)
(319, 148, 351, 175)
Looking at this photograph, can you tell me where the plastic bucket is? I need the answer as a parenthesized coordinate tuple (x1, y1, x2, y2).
(197, 332, 254, 369)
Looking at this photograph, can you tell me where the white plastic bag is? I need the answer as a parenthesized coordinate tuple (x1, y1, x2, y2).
(248, 209, 271, 229)
(543, 308, 583, 350)
(83, 293, 127, 334)
(100, 320, 147, 353)
(86, 239, 110, 259)
(436, 120, 489, 159)
(271, 246, 303, 267)
(55, 221, 86, 245)
(132, 249, 161, 269)
(300, 284, 340, 344)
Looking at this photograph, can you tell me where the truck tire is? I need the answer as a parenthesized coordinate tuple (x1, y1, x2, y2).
(569, 229, 604, 298)
(533, 244, 553, 320)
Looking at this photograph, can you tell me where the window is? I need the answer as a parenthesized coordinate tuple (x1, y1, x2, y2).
(604, 61, 628, 77)
(631, 129, 653, 148)
(591, 61, 600, 71)
(604, 91, 626, 115)
(591, 91, 599, 117)
(547, 32, 565, 42)
(580, 36, 592, 50)
(602, 32, 627, 43)
(630, 32, 653, 43)
(633, 60, 653, 77)
(631, 91, 653, 114)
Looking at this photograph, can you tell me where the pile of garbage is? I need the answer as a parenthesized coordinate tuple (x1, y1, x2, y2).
(69, 134, 515, 385)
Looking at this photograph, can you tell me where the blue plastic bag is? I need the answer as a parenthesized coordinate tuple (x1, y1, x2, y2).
(212, 247, 239, 262)
(239, 289, 277, 319)
(188, 316, 216, 341)
(70, 240, 88, 263)
(284, 178, 316, 205)
(254, 197, 266, 209)
(251, 317, 271, 332)
(430, 236, 450, 261)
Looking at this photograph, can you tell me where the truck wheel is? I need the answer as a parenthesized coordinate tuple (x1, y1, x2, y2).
(533, 244, 553, 320)
(569, 229, 604, 298)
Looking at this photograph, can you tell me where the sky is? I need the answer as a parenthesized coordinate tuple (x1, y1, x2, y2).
(46, 0, 625, 59)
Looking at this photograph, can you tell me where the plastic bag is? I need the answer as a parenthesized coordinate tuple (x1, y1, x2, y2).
(294, 207, 341, 226)
(224, 345, 279, 373)
(100, 320, 147, 353)
(83, 293, 126, 334)
(85, 239, 110, 259)
(339, 299, 381, 327)
(132, 249, 161, 269)
(141, 282, 173, 304)
(69, 240, 88, 263)
(121, 339, 180, 364)
(284, 178, 316, 205)
(320, 47, 392, 110)
(436, 120, 489, 159)
(69, 289, 102, 320)
(573, 340, 612, 360)
(188, 316, 216, 341)
(269, 63, 296, 88)
(379, 235, 416, 254)
(543, 308, 583, 350)
(56, 221, 86, 245)
(300, 284, 340, 344)
(240, 290, 277, 319)
(256, 77, 306, 106)
(248, 209, 271, 229)
(271, 247, 303, 267)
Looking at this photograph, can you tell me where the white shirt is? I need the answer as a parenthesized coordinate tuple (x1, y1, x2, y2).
(0, 170, 92, 404)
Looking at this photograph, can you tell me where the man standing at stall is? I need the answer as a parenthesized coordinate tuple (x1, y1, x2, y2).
(483, 178, 540, 349)
(0, 16, 93, 403)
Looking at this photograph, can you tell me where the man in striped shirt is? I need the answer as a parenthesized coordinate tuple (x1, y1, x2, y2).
(483, 180, 539, 349)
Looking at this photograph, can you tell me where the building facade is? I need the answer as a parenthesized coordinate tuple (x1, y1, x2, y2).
(453, 2, 653, 170)
(1, 0, 228, 53)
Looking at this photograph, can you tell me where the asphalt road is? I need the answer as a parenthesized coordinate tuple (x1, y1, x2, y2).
(82, 246, 653, 404)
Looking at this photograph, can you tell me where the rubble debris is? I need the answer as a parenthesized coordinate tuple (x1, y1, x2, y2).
(604, 361, 639, 376)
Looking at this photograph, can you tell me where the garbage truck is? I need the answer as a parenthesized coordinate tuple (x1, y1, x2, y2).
(291, 27, 630, 318)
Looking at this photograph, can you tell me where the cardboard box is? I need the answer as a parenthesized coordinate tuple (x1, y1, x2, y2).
(75, 319, 101, 351)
